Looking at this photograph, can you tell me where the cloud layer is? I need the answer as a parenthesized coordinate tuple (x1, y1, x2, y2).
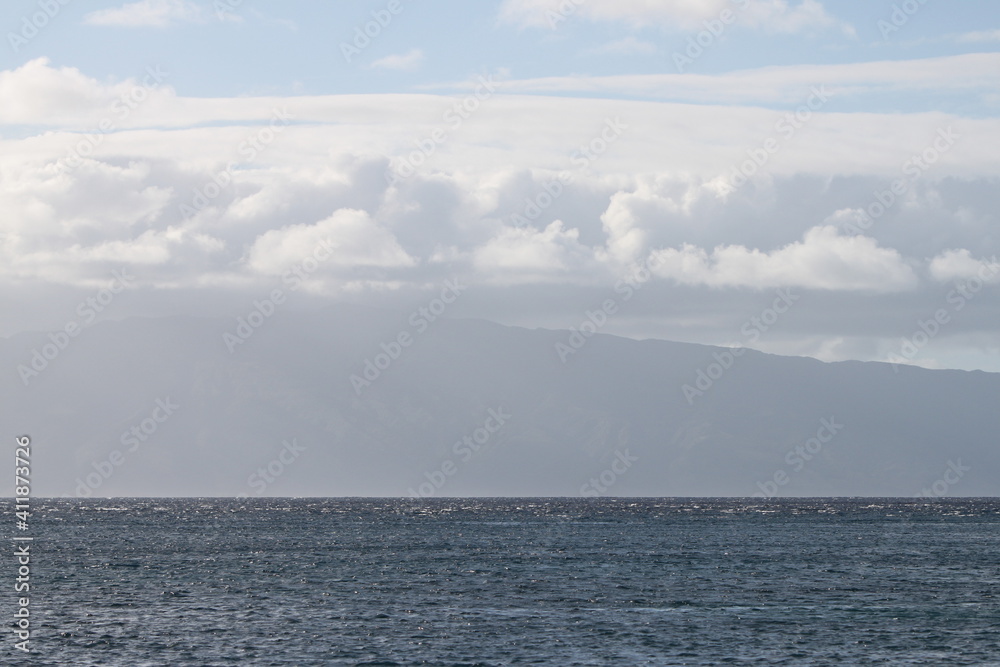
(1, 59, 998, 295)
(498, 0, 849, 34)
(1, 57, 997, 371)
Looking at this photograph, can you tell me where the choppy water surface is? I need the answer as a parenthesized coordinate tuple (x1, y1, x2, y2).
(10, 498, 1000, 665)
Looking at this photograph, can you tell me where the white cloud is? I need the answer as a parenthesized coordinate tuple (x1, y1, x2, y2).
(0, 59, 997, 300)
(473, 221, 595, 283)
(84, 0, 208, 28)
(956, 29, 1000, 43)
(6, 59, 998, 187)
(62, 230, 173, 265)
(740, 0, 851, 35)
(245, 209, 416, 279)
(0, 159, 170, 236)
(486, 52, 1000, 105)
(498, 0, 850, 34)
(369, 49, 425, 72)
(648, 226, 918, 292)
(599, 187, 660, 264)
(0, 58, 174, 127)
(929, 249, 1000, 284)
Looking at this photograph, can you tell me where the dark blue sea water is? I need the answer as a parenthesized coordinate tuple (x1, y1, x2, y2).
(8, 498, 1000, 665)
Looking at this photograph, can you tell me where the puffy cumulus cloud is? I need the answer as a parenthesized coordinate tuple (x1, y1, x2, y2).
(84, 0, 209, 28)
(929, 249, 1000, 284)
(0, 58, 119, 125)
(244, 209, 416, 281)
(1, 58, 997, 301)
(648, 225, 918, 292)
(0, 58, 175, 127)
(596, 175, 725, 264)
(600, 192, 651, 264)
(498, 0, 848, 33)
(0, 147, 424, 291)
(1, 224, 200, 285)
(0, 158, 227, 285)
(43, 231, 172, 265)
(472, 221, 597, 284)
(0, 144, 988, 298)
(0, 159, 171, 243)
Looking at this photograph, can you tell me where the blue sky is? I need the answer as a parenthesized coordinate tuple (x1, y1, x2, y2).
(1, 0, 999, 373)
(4, 0, 1000, 110)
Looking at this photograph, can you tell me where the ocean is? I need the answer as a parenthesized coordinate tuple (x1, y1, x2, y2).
(11, 498, 1000, 665)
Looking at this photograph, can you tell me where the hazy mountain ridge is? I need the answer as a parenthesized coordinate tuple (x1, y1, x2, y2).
(3, 305, 997, 497)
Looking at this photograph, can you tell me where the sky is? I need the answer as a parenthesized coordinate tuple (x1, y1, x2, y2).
(2, 0, 1000, 372)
